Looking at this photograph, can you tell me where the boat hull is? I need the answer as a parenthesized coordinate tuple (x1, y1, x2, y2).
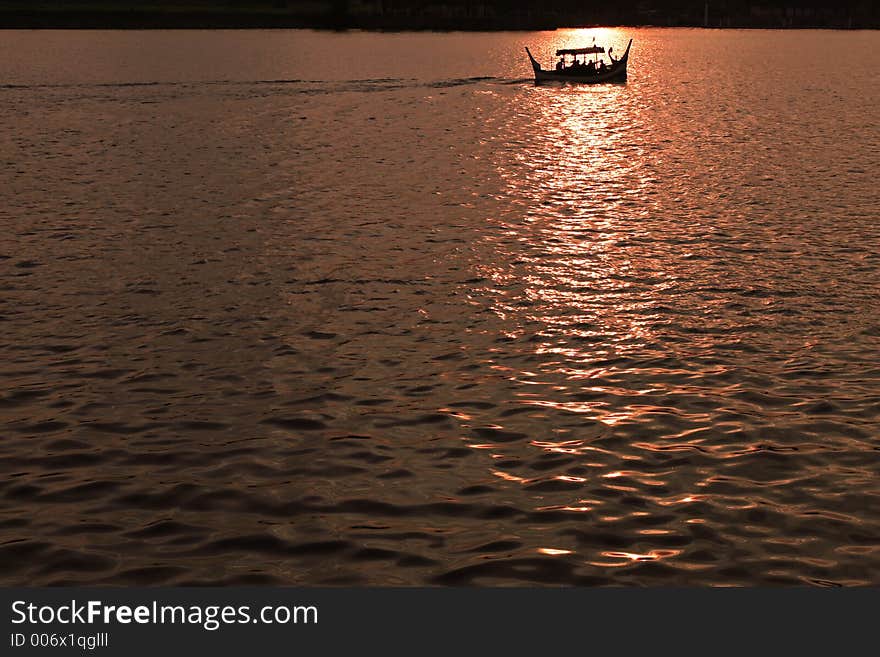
(525, 40, 631, 85)
(533, 67, 627, 84)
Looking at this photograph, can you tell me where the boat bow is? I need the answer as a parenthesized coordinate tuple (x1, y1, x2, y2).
(618, 39, 633, 65)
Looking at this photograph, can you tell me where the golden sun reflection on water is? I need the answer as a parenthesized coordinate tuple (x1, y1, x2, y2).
(479, 52, 662, 381)
(537, 548, 576, 556)
(461, 41, 718, 575)
(590, 549, 684, 568)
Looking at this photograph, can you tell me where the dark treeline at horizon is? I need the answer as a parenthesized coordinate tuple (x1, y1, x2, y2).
(0, 0, 877, 29)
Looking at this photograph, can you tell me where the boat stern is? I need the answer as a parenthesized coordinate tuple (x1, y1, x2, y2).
(524, 47, 542, 74)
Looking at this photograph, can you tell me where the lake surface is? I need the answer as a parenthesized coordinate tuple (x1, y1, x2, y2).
(1, 28, 878, 586)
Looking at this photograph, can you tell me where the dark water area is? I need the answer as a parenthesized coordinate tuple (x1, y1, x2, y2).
(1, 29, 879, 586)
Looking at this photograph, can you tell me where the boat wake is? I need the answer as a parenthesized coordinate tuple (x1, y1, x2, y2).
(0, 76, 524, 94)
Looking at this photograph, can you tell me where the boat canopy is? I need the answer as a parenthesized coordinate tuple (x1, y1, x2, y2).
(556, 46, 605, 56)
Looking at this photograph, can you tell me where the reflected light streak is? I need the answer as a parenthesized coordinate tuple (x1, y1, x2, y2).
(469, 33, 687, 505)
(492, 470, 528, 483)
(590, 549, 683, 567)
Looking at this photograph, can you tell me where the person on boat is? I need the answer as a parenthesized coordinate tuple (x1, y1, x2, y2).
(597, 60, 606, 73)
(556, 58, 563, 71)
(585, 60, 596, 74)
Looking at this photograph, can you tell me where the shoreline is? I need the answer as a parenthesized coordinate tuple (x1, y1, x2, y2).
(0, 11, 876, 31)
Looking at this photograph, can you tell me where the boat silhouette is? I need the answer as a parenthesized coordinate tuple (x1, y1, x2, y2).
(525, 39, 632, 84)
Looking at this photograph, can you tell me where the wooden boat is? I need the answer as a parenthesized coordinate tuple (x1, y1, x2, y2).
(525, 39, 632, 84)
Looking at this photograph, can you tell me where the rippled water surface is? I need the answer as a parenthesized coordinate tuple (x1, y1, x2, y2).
(1, 28, 879, 585)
